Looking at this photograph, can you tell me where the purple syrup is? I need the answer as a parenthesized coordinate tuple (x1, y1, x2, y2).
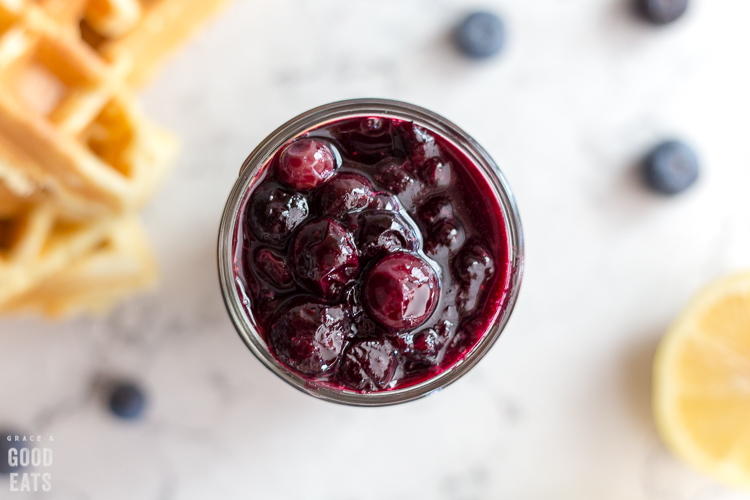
(233, 116, 509, 392)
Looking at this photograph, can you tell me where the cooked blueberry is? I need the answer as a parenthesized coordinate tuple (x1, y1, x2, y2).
(270, 302, 350, 377)
(637, 0, 688, 25)
(364, 252, 439, 330)
(374, 158, 415, 194)
(253, 291, 284, 331)
(0, 429, 26, 474)
(455, 243, 495, 314)
(278, 138, 338, 190)
(328, 117, 396, 163)
(290, 218, 359, 299)
(338, 339, 397, 391)
(643, 140, 699, 195)
(340, 284, 388, 339)
(435, 318, 457, 342)
(420, 157, 452, 187)
(109, 382, 146, 420)
(362, 117, 385, 133)
(342, 282, 364, 317)
(247, 183, 309, 244)
(396, 123, 441, 168)
(317, 173, 374, 219)
(425, 220, 464, 255)
(255, 249, 293, 289)
(402, 328, 441, 364)
(455, 11, 506, 59)
(351, 210, 419, 261)
(353, 310, 389, 339)
(418, 195, 454, 227)
(369, 192, 401, 211)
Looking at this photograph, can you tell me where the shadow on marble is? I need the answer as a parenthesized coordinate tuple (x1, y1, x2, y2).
(620, 328, 664, 433)
(599, 0, 666, 52)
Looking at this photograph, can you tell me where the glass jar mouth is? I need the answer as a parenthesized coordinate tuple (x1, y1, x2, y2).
(218, 98, 524, 407)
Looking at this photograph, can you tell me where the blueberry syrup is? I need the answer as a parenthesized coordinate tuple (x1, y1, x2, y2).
(233, 116, 510, 392)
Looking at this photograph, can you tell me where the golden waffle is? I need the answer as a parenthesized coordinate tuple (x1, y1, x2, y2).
(0, 0, 180, 215)
(0, 215, 156, 317)
(79, 0, 231, 87)
(0, 183, 116, 305)
(0, 0, 231, 217)
(30, 0, 231, 87)
(0, 0, 228, 315)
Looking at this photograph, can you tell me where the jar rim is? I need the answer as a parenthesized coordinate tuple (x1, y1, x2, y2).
(218, 98, 524, 406)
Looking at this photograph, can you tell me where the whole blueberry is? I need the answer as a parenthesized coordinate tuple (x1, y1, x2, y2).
(455, 11, 506, 59)
(0, 430, 26, 474)
(350, 210, 419, 262)
(109, 382, 146, 420)
(317, 173, 374, 220)
(247, 183, 309, 244)
(278, 138, 338, 191)
(290, 218, 360, 299)
(638, 0, 689, 25)
(270, 301, 350, 377)
(363, 252, 439, 331)
(643, 140, 699, 195)
(338, 339, 398, 392)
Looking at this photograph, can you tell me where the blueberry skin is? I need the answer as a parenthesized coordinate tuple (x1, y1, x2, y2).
(455, 12, 506, 59)
(109, 383, 147, 420)
(643, 140, 699, 195)
(0, 429, 26, 474)
(638, 0, 689, 25)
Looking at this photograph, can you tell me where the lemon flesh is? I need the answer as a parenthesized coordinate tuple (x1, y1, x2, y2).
(654, 271, 750, 488)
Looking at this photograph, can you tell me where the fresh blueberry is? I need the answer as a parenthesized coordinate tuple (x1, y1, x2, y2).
(109, 382, 146, 420)
(0, 430, 26, 474)
(638, 0, 688, 25)
(643, 140, 699, 195)
(455, 11, 506, 59)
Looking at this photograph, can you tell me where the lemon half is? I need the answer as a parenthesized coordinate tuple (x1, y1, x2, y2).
(654, 271, 750, 488)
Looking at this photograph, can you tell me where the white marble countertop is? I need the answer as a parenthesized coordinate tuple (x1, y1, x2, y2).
(2, 0, 750, 498)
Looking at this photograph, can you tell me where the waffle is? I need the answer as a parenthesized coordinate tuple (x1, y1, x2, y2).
(0, 0, 230, 217)
(0, 183, 117, 306)
(0, 0, 228, 315)
(79, 0, 231, 88)
(25, 0, 230, 87)
(0, 0, 181, 216)
(0, 215, 156, 317)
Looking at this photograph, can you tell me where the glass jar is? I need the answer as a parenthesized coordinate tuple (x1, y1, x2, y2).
(218, 99, 524, 406)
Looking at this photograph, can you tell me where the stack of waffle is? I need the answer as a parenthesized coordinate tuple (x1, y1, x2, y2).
(0, 0, 228, 316)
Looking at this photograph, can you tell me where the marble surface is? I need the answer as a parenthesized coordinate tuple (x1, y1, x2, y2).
(2, 0, 750, 498)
